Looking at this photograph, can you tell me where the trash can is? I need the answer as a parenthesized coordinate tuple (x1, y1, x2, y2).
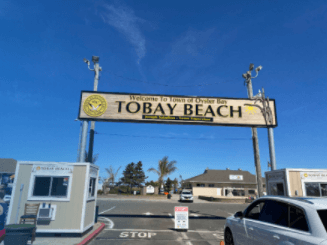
(4, 224, 35, 245)
(167, 194, 171, 199)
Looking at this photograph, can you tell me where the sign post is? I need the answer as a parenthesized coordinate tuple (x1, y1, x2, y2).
(175, 206, 189, 230)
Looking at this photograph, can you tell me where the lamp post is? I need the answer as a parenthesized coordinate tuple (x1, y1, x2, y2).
(83, 56, 102, 163)
(242, 64, 264, 198)
(75, 119, 83, 162)
(253, 88, 277, 171)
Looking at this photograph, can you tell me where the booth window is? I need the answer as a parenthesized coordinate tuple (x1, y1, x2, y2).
(33, 176, 69, 197)
(305, 182, 327, 197)
(89, 177, 96, 198)
(270, 183, 284, 195)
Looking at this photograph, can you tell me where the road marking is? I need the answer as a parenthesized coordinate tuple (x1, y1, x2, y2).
(99, 206, 116, 214)
(98, 216, 114, 229)
(100, 228, 223, 233)
(102, 231, 158, 239)
(181, 232, 193, 245)
(143, 212, 153, 215)
(168, 213, 175, 222)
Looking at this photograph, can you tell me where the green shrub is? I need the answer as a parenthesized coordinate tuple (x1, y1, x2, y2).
(97, 190, 103, 195)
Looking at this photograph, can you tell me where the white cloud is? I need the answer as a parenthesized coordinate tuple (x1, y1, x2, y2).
(100, 4, 146, 64)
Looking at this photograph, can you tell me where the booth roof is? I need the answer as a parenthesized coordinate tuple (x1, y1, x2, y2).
(0, 158, 17, 174)
(184, 169, 266, 184)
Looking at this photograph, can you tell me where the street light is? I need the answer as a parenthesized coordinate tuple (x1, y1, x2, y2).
(77, 56, 102, 163)
(243, 63, 264, 198)
(84, 56, 102, 163)
(92, 56, 100, 63)
(255, 65, 262, 72)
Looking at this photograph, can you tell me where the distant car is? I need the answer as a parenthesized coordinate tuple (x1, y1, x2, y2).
(224, 196, 327, 245)
(3, 195, 11, 204)
(180, 190, 193, 203)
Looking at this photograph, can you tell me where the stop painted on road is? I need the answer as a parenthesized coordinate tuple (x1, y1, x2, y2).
(119, 232, 157, 238)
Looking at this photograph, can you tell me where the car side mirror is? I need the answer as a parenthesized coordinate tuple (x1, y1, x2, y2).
(234, 211, 243, 219)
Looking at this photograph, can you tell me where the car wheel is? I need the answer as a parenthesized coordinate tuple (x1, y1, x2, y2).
(224, 229, 234, 245)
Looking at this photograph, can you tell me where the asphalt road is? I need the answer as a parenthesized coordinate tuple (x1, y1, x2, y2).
(90, 196, 248, 245)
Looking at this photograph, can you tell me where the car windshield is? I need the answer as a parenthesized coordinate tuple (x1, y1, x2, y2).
(317, 209, 327, 232)
(182, 192, 191, 195)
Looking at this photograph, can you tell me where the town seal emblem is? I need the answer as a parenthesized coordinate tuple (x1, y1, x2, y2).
(83, 95, 107, 117)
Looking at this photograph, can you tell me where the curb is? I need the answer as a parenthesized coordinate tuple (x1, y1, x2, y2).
(76, 223, 105, 245)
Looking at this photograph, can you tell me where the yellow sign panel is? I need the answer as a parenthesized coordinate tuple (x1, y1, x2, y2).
(78, 91, 277, 127)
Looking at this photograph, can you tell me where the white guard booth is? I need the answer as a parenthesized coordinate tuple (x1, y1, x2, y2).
(265, 168, 327, 197)
(6, 161, 99, 234)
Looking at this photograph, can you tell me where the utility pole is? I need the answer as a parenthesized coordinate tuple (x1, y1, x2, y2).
(76, 119, 83, 162)
(83, 56, 102, 163)
(79, 120, 89, 162)
(258, 88, 277, 171)
(268, 127, 276, 170)
(242, 64, 264, 198)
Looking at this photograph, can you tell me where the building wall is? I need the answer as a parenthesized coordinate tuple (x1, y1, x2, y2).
(9, 164, 87, 231)
(192, 187, 222, 197)
(190, 183, 262, 197)
(289, 171, 303, 197)
(83, 200, 96, 229)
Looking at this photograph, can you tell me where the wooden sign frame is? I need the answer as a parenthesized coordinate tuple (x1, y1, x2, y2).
(78, 91, 277, 128)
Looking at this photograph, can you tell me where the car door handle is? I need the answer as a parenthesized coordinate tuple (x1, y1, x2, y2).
(273, 235, 280, 239)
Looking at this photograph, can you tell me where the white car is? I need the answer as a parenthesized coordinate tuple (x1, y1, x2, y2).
(224, 196, 327, 245)
(180, 190, 193, 203)
(3, 195, 11, 204)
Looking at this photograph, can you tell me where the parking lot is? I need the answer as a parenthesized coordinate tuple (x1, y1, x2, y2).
(91, 196, 248, 244)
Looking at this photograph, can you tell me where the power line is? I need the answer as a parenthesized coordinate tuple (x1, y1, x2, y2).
(92, 132, 251, 141)
(104, 71, 237, 87)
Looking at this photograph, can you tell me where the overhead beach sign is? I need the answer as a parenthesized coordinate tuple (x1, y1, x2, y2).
(78, 91, 277, 127)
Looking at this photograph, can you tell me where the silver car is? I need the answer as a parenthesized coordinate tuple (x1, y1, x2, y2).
(3, 195, 11, 204)
(224, 196, 327, 245)
(180, 190, 193, 203)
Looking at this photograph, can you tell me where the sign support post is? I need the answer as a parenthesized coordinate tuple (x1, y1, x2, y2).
(243, 64, 264, 198)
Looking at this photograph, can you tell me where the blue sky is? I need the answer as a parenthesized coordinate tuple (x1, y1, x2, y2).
(1, 0, 327, 187)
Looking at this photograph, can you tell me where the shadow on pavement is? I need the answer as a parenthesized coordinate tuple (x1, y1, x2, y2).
(99, 214, 226, 220)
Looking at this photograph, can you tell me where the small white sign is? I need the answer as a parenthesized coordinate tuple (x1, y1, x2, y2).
(175, 206, 189, 229)
(32, 164, 73, 175)
(229, 175, 243, 180)
(267, 172, 284, 180)
(301, 172, 327, 180)
(146, 185, 154, 193)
